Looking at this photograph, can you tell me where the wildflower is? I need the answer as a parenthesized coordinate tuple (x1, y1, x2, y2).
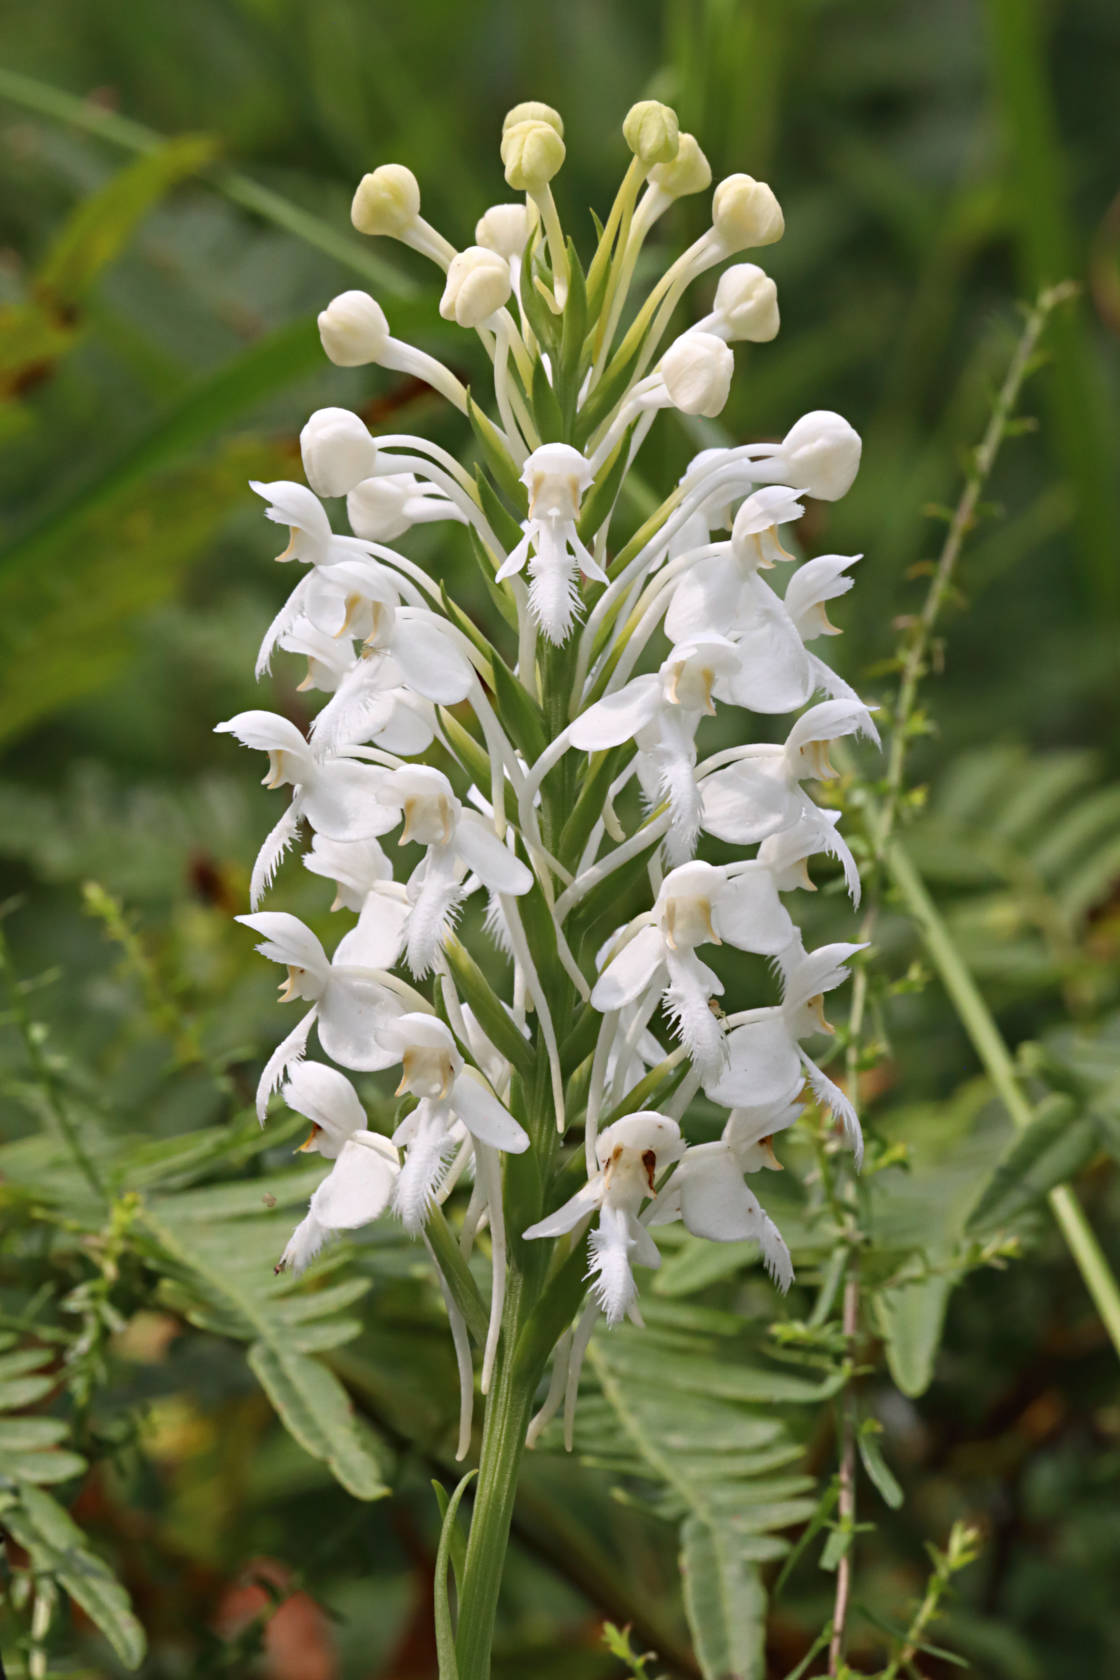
(346, 472, 464, 543)
(299, 408, 379, 499)
(495, 443, 606, 643)
(380, 1013, 528, 1230)
(275, 1062, 400, 1274)
(236, 911, 410, 1118)
(440, 245, 513, 329)
(374, 766, 533, 975)
(523, 1112, 684, 1326)
(591, 861, 794, 1073)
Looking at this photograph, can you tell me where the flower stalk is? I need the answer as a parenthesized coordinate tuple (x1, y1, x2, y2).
(218, 98, 878, 1674)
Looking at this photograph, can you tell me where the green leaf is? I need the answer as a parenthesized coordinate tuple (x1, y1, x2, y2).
(0, 1447, 87, 1485)
(0, 1416, 71, 1451)
(491, 657, 547, 761)
(472, 464, 526, 555)
(431, 1478, 469, 1600)
(872, 1273, 952, 1398)
(966, 1093, 1098, 1232)
(439, 708, 498, 799)
(681, 1513, 766, 1680)
(6, 1482, 146, 1669)
(531, 355, 566, 444)
(248, 1342, 391, 1501)
(856, 1419, 904, 1509)
(466, 397, 526, 511)
(436, 1468, 476, 1680)
(38, 134, 219, 306)
(577, 436, 631, 545)
(443, 936, 534, 1082)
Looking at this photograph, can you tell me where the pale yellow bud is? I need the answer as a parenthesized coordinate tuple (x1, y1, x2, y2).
(501, 119, 565, 192)
(502, 101, 564, 137)
(475, 202, 532, 260)
(711, 174, 784, 251)
(439, 245, 512, 328)
(648, 133, 711, 200)
(660, 331, 735, 418)
(317, 290, 390, 367)
(623, 100, 680, 167)
(350, 163, 421, 236)
(713, 263, 780, 342)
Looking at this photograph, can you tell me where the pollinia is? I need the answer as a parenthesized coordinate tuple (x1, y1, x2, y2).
(218, 96, 876, 1674)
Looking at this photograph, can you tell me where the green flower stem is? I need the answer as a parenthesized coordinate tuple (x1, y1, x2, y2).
(453, 1268, 542, 1680)
(887, 837, 1120, 1360)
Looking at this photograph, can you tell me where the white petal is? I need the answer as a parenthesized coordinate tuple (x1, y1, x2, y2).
(523, 1177, 603, 1240)
(237, 911, 328, 976)
(454, 813, 533, 894)
(676, 1142, 764, 1240)
(800, 1051, 863, 1168)
(250, 803, 303, 910)
(215, 710, 310, 759)
(309, 1133, 399, 1229)
(664, 554, 743, 644)
(300, 759, 398, 842)
(590, 924, 665, 1012)
(627, 1215, 662, 1271)
(570, 676, 662, 751)
(703, 1012, 802, 1109)
(587, 1203, 638, 1327)
(256, 1007, 316, 1121)
(282, 1060, 366, 1142)
(716, 595, 812, 715)
(699, 754, 793, 844)
(318, 971, 403, 1070)
(451, 1070, 529, 1152)
(392, 613, 474, 704)
(714, 867, 795, 955)
(494, 531, 531, 582)
(335, 891, 410, 969)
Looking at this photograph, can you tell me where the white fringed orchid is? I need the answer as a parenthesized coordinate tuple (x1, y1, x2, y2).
(704, 940, 867, 1164)
(222, 101, 879, 1537)
(495, 443, 606, 643)
(523, 1111, 683, 1326)
(700, 698, 880, 848)
(236, 910, 409, 1117)
(591, 860, 794, 1074)
(374, 766, 533, 976)
(214, 710, 397, 906)
(381, 1014, 528, 1230)
(275, 1062, 400, 1274)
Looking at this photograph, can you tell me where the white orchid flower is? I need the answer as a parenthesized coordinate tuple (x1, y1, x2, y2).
(215, 710, 399, 907)
(700, 698, 880, 848)
(647, 1099, 799, 1289)
(591, 860, 794, 1074)
(302, 834, 412, 974)
(275, 1062, 400, 1274)
(376, 766, 533, 976)
(703, 940, 866, 1164)
(572, 637, 743, 864)
(757, 806, 861, 905)
(495, 443, 607, 644)
(381, 1014, 528, 1230)
(749, 410, 862, 502)
(523, 1111, 684, 1326)
(237, 910, 408, 1118)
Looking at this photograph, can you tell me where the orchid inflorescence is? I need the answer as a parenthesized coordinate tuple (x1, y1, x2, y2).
(218, 97, 875, 1457)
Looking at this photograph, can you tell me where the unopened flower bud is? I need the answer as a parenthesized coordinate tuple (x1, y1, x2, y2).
(623, 100, 680, 167)
(713, 263, 780, 342)
(317, 290, 390, 367)
(660, 331, 735, 418)
(350, 164, 421, 236)
(648, 133, 711, 200)
(775, 411, 862, 500)
(711, 173, 784, 251)
(502, 101, 563, 137)
(347, 475, 416, 541)
(300, 409, 378, 499)
(439, 245, 512, 328)
(475, 203, 532, 260)
(501, 119, 565, 192)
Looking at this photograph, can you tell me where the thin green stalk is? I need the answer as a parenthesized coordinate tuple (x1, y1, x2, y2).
(876, 281, 1076, 864)
(887, 838, 1120, 1359)
(0, 66, 413, 297)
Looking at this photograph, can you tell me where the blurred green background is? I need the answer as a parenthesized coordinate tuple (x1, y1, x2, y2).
(1, 1, 1118, 1676)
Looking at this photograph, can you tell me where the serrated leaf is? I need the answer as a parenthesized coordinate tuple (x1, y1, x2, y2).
(247, 1342, 391, 1501)
(7, 1482, 146, 1669)
(681, 1514, 766, 1680)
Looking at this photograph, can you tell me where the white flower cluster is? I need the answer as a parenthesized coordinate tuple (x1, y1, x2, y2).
(219, 99, 874, 1452)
